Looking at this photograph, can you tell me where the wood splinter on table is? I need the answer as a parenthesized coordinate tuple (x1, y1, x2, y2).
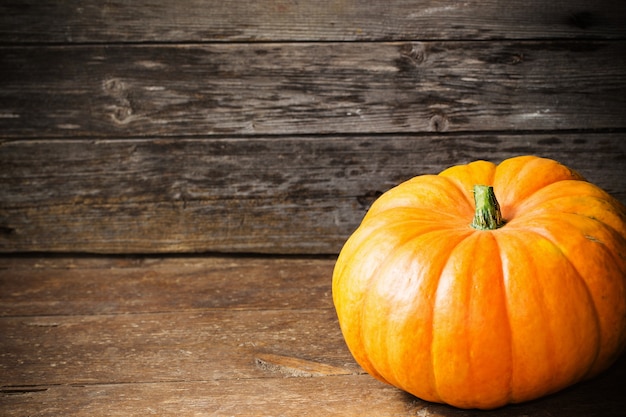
(255, 353, 357, 378)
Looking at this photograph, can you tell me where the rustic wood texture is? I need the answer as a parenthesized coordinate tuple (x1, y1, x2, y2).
(1, 0, 625, 43)
(1, 134, 625, 254)
(1, 1, 625, 254)
(1, 2, 625, 416)
(1, 256, 625, 416)
(1, 41, 625, 138)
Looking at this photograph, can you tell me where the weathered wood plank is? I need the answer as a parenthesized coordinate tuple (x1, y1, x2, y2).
(0, 256, 350, 387)
(1, 0, 625, 43)
(0, 256, 335, 316)
(1, 41, 624, 138)
(1, 134, 625, 254)
(2, 362, 625, 417)
(0, 309, 359, 386)
(1, 256, 625, 416)
(0, 377, 418, 417)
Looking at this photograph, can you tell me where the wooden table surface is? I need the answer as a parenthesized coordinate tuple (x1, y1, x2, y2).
(1, 1, 625, 415)
(1, 256, 625, 416)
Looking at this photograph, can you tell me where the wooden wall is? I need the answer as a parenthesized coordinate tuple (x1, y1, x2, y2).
(1, 0, 625, 255)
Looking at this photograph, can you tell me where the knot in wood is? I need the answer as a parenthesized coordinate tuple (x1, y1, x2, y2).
(399, 42, 426, 66)
(103, 78, 127, 97)
(103, 78, 136, 124)
(429, 113, 449, 132)
(112, 105, 133, 124)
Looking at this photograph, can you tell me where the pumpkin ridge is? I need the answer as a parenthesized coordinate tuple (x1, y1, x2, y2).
(364, 175, 473, 222)
(493, 156, 584, 213)
(365, 228, 471, 399)
(506, 225, 603, 387)
(427, 231, 471, 405)
(337, 218, 452, 384)
(430, 231, 514, 408)
(438, 160, 497, 204)
(499, 179, 580, 220)
(509, 181, 624, 222)
(333, 221, 399, 383)
(492, 233, 515, 404)
(494, 229, 565, 402)
(436, 174, 477, 211)
(512, 212, 626, 376)
(518, 195, 626, 244)
(510, 197, 626, 271)
(544, 227, 604, 377)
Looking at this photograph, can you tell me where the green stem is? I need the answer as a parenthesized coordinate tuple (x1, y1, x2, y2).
(471, 185, 504, 230)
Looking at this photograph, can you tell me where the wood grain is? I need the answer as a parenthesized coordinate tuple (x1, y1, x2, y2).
(1, 134, 625, 254)
(1, 41, 624, 138)
(1, 368, 625, 417)
(1, 256, 625, 416)
(0, 256, 335, 316)
(2, 1, 625, 415)
(0, 377, 420, 417)
(1, 0, 625, 43)
(0, 309, 359, 386)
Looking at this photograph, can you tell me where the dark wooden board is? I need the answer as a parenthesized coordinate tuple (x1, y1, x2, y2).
(1, 134, 625, 254)
(1, 41, 625, 138)
(1, 0, 625, 43)
(1, 256, 625, 416)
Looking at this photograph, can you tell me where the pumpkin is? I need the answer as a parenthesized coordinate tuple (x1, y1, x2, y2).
(332, 155, 626, 409)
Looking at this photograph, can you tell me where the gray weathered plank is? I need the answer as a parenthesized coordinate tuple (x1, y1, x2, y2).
(1, 0, 625, 43)
(1, 134, 625, 254)
(1, 41, 624, 138)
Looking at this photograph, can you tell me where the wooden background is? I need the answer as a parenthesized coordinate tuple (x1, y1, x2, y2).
(1, 1, 626, 416)
(1, 0, 625, 255)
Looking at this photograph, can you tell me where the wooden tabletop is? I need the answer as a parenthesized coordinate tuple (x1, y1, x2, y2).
(1, 255, 625, 416)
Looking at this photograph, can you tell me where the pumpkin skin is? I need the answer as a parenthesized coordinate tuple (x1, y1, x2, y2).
(332, 155, 626, 410)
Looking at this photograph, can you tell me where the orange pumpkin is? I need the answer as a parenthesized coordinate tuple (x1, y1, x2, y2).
(332, 155, 626, 409)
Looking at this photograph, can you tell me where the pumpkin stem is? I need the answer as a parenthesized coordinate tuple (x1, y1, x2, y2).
(471, 185, 504, 230)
